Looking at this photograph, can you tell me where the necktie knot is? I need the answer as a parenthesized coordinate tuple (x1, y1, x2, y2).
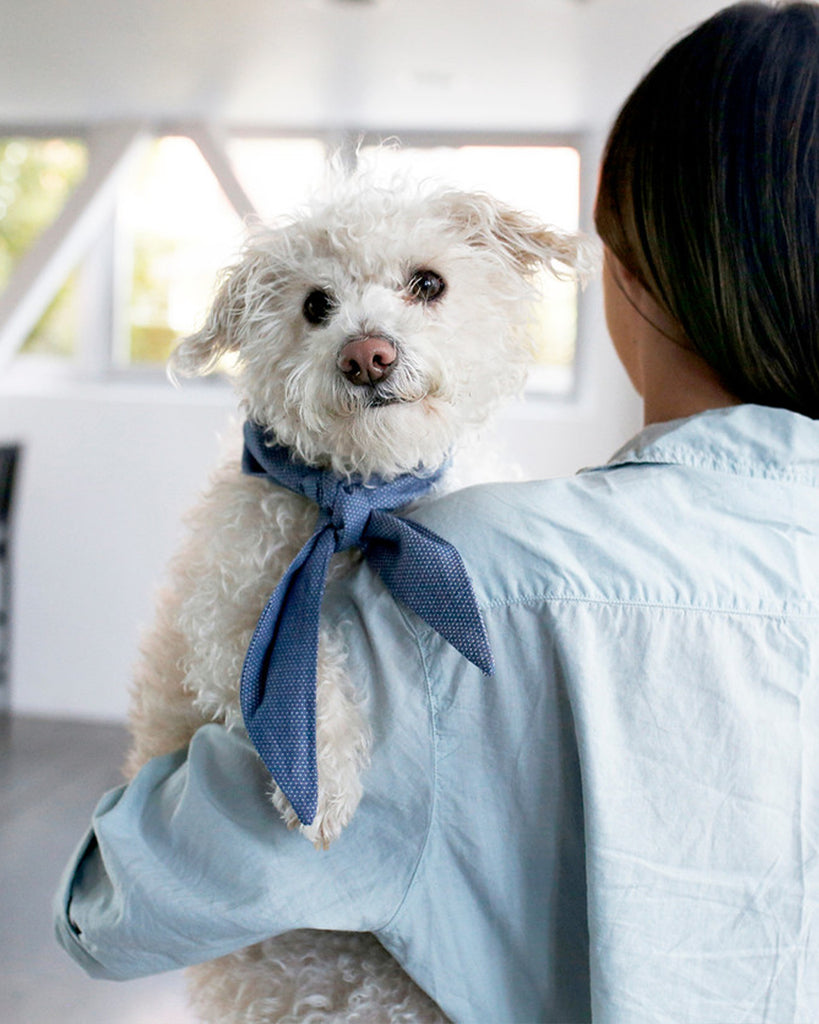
(323, 483, 374, 551)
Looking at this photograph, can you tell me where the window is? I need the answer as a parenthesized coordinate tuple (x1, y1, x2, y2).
(0, 137, 88, 359)
(226, 137, 329, 222)
(119, 136, 244, 368)
(0, 126, 585, 397)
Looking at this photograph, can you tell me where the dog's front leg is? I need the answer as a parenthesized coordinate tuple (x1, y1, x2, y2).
(269, 621, 371, 849)
(125, 585, 212, 778)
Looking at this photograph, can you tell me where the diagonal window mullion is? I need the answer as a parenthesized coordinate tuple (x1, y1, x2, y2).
(0, 123, 145, 373)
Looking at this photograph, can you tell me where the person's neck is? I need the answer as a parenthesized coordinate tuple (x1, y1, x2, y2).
(638, 330, 742, 426)
(602, 248, 742, 427)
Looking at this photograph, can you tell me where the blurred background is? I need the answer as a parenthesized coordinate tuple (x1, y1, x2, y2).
(0, 0, 735, 1019)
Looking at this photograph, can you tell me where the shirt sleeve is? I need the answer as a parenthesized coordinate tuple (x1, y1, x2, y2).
(53, 569, 436, 981)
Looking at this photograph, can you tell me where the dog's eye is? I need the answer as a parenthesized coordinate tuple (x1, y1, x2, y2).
(407, 269, 446, 304)
(303, 289, 336, 326)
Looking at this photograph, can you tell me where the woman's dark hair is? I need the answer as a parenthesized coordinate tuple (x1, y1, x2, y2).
(595, 2, 819, 417)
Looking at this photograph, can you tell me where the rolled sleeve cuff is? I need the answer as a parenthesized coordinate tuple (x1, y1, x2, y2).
(53, 717, 432, 980)
(54, 827, 117, 978)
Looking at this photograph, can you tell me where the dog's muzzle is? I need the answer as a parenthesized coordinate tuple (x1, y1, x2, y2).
(337, 335, 397, 387)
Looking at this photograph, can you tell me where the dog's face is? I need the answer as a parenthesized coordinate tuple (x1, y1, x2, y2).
(172, 181, 591, 478)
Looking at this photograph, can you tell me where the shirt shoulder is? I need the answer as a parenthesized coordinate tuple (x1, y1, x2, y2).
(411, 455, 819, 616)
(410, 473, 651, 608)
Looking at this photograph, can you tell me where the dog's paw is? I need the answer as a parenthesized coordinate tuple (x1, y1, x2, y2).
(269, 781, 360, 849)
(302, 821, 336, 852)
(302, 786, 362, 850)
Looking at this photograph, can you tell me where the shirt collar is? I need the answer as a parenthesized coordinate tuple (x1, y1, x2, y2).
(593, 404, 819, 487)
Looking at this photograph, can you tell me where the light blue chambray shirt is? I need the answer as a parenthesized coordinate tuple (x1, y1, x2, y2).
(55, 404, 819, 1023)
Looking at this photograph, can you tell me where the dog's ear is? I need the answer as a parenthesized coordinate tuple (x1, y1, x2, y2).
(435, 189, 599, 281)
(168, 225, 293, 380)
(168, 259, 251, 379)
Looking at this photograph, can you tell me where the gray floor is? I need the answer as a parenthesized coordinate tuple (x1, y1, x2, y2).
(0, 714, 196, 1024)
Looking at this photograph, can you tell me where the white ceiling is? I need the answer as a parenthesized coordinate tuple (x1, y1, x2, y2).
(0, 0, 729, 132)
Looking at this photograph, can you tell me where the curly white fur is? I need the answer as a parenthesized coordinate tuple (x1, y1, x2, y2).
(126, 175, 595, 1023)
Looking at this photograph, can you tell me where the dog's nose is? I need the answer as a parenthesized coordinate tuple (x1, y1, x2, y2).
(337, 335, 396, 386)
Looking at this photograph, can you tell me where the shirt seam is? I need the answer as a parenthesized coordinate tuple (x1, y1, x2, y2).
(376, 603, 438, 933)
(480, 592, 819, 621)
(599, 449, 819, 487)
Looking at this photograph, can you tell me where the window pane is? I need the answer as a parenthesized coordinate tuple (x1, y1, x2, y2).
(0, 138, 88, 359)
(24, 272, 82, 359)
(121, 136, 245, 367)
(228, 138, 328, 222)
(359, 143, 581, 393)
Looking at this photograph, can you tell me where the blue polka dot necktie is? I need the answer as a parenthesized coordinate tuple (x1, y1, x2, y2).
(240, 420, 495, 825)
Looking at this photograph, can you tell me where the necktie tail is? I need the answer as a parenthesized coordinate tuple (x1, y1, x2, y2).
(240, 527, 337, 825)
(366, 511, 495, 676)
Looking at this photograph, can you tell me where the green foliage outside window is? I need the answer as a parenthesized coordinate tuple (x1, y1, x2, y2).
(0, 138, 88, 358)
(129, 234, 180, 365)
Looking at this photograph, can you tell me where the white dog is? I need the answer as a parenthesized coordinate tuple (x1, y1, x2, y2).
(125, 174, 592, 1023)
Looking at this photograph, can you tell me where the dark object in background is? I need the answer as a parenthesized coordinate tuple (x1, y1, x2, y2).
(0, 445, 20, 709)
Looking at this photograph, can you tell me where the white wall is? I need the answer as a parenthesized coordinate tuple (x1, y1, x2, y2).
(1, 383, 234, 719)
(2, 0, 735, 720)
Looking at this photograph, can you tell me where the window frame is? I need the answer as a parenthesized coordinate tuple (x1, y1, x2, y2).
(0, 121, 593, 401)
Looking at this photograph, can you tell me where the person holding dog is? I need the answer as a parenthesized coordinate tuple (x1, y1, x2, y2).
(54, 3, 819, 1021)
